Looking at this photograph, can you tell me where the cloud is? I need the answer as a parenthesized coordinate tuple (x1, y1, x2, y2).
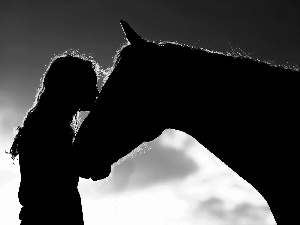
(0, 90, 24, 133)
(109, 131, 199, 193)
(0, 91, 24, 173)
(191, 196, 273, 224)
(0, 169, 19, 188)
(79, 130, 200, 200)
(0, 107, 16, 153)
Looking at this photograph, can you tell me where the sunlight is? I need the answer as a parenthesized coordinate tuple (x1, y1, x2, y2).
(112, 187, 189, 225)
(0, 177, 21, 225)
(0, 130, 275, 225)
(0, 106, 20, 169)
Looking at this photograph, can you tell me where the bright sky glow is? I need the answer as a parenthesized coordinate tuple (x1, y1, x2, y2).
(0, 130, 276, 225)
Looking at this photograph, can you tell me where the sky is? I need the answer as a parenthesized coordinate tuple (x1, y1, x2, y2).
(1, 0, 298, 224)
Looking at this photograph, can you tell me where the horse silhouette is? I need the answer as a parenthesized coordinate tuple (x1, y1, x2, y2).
(74, 21, 299, 222)
(9, 54, 99, 224)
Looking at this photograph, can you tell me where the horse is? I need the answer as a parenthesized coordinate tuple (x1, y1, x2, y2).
(73, 21, 299, 218)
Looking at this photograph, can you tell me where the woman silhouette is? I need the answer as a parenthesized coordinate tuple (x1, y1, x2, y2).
(8, 53, 99, 224)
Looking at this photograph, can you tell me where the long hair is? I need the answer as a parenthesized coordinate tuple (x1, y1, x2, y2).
(6, 50, 101, 163)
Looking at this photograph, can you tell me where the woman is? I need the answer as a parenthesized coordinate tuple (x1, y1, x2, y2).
(8, 52, 99, 224)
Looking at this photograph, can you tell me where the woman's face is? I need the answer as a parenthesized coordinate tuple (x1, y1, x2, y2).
(79, 74, 99, 111)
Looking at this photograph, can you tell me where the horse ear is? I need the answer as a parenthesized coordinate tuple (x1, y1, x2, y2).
(120, 20, 145, 45)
